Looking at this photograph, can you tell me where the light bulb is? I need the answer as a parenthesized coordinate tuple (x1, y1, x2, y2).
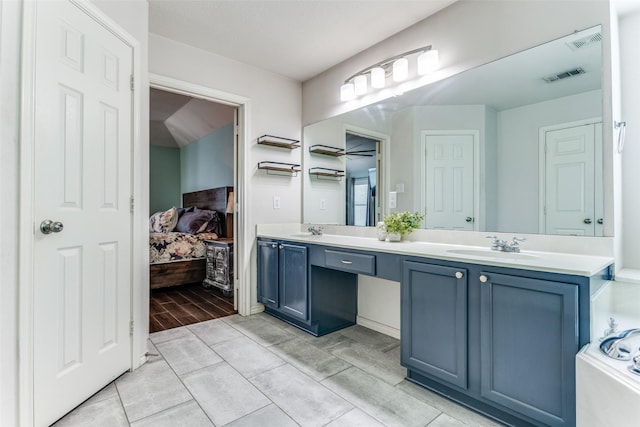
(418, 49, 439, 75)
(340, 82, 355, 101)
(371, 67, 385, 88)
(354, 75, 367, 95)
(392, 58, 408, 82)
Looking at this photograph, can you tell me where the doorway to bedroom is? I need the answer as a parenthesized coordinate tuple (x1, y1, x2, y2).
(149, 87, 238, 332)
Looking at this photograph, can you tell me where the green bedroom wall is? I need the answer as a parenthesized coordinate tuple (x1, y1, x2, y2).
(180, 122, 234, 193)
(149, 123, 234, 214)
(149, 145, 181, 213)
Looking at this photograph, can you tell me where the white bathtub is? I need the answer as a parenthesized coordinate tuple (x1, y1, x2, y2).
(576, 280, 640, 426)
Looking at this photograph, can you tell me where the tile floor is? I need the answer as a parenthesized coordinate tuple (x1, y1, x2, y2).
(53, 313, 502, 427)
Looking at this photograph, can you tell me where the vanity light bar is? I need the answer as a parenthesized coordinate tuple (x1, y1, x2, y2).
(340, 45, 439, 101)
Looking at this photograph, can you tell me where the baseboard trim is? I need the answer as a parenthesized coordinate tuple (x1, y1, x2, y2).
(357, 316, 400, 339)
(250, 304, 265, 315)
(135, 352, 148, 369)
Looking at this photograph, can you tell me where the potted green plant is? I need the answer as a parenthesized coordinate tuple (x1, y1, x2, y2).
(383, 211, 425, 241)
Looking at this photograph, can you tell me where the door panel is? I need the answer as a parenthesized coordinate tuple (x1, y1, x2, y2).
(32, 1, 133, 425)
(401, 261, 468, 389)
(480, 273, 578, 427)
(279, 244, 308, 320)
(257, 241, 279, 307)
(425, 134, 475, 230)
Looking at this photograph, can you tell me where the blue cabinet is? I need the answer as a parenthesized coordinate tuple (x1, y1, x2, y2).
(257, 239, 357, 336)
(279, 243, 308, 320)
(257, 240, 308, 321)
(479, 272, 578, 427)
(257, 236, 609, 426)
(402, 259, 591, 427)
(257, 240, 279, 308)
(401, 261, 468, 390)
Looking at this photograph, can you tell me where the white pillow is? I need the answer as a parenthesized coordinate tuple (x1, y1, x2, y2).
(149, 206, 178, 232)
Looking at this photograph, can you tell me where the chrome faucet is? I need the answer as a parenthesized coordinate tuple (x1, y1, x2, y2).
(486, 236, 526, 252)
(600, 317, 619, 341)
(600, 328, 640, 360)
(307, 225, 323, 236)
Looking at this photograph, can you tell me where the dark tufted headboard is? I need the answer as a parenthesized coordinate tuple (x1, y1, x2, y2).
(182, 186, 234, 238)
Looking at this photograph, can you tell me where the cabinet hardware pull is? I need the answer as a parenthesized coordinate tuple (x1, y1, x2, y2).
(271, 244, 277, 248)
(479, 275, 488, 283)
(279, 245, 284, 249)
(455, 271, 463, 279)
(341, 260, 353, 264)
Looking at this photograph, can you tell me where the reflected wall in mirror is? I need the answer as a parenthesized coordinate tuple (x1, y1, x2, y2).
(303, 26, 604, 236)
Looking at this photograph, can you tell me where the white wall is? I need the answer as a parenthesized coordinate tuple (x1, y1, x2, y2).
(0, 2, 22, 424)
(496, 90, 603, 233)
(302, 1, 609, 126)
(149, 33, 303, 316)
(620, 10, 640, 271)
(302, 0, 611, 336)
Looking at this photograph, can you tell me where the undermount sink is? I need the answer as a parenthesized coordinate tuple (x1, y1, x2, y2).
(447, 249, 539, 260)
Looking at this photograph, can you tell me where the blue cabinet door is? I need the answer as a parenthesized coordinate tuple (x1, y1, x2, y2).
(257, 240, 279, 308)
(401, 261, 468, 389)
(279, 243, 308, 320)
(480, 272, 578, 427)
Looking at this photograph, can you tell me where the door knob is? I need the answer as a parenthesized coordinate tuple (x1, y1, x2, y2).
(479, 275, 488, 283)
(465, 217, 473, 223)
(40, 219, 64, 234)
(584, 218, 592, 224)
(455, 271, 464, 279)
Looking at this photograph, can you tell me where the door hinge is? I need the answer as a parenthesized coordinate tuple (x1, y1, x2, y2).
(130, 196, 134, 212)
(130, 74, 134, 92)
(129, 320, 134, 336)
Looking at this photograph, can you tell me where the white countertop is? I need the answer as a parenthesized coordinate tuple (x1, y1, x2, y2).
(256, 224, 614, 277)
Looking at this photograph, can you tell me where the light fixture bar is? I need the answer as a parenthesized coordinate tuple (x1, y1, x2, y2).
(342, 44, 433, 84)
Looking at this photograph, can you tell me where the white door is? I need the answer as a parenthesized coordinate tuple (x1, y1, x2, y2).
(424, 134, 475, 230)
(544, 124, 599, 236)
(32, 1, 133, 425)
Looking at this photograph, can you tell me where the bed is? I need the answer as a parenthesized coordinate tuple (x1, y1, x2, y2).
(149, 186, 234, 290)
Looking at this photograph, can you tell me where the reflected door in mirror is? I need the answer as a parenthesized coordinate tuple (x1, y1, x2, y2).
(542, 121, 603, 236)
(424, 132, 476, 231)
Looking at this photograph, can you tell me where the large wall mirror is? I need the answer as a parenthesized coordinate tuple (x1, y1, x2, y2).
(303, 26, 604, 236)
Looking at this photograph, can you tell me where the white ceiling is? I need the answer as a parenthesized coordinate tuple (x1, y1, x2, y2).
(148, 0, 458, 82)
(150, 88, 235, 148)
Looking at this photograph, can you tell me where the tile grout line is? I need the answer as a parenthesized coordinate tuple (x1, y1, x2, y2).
(218, 316, 366, 426)
(147, 335, 221, 426)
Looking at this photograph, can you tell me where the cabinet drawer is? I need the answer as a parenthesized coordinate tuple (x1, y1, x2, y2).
(325, 250, 375, 275)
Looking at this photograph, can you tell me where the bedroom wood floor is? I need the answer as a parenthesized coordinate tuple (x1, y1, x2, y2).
(149, 283, 236, 333)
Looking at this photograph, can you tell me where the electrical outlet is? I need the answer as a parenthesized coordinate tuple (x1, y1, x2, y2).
(273, 196, 281, 209)
(389, 191, 397, 209)
(320, 199, 326, 210)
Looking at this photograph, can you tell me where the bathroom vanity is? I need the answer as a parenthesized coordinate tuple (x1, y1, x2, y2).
(256, 227, 613, 427)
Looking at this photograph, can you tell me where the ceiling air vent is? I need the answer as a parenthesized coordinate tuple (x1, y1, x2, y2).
(566, 32, 602, 51)
(543, 67, 585, 83)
